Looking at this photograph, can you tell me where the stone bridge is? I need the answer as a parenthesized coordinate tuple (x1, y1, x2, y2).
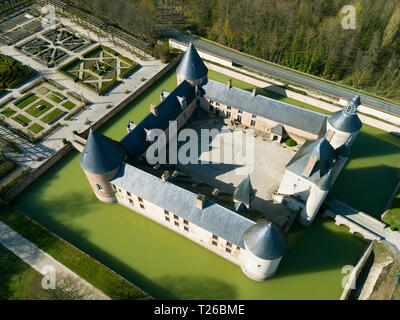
(323, 199, 399, 245)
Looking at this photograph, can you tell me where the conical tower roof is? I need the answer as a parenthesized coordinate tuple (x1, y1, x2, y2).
(328, 94, 362, 133)
(80, 128, 126, 174)
(244, 220, 287, 260)
(177, 43, 208, 81)
(233, 175, 255, 209)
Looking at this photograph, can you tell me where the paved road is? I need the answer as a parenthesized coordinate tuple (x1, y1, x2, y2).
(160, 26, 400, 117)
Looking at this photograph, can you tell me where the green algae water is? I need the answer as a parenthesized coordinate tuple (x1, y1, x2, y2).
(11, 68, 400, 299)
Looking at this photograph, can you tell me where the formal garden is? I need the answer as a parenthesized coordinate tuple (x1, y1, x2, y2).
(59, 45, 139, 96)
(0, 54, 34, 97)
(0, 79, 86, 140)
(15, 26, 92, 68)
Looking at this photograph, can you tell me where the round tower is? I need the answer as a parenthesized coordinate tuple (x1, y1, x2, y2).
(241, 220, 287, 281)
(298, 170, 331, 227)
(327, 94, 362, 150)
(176, 42, 208, 87)
(80, 128, 127, 203)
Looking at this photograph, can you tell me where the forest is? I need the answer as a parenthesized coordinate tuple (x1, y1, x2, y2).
(62, 0, 400, 101)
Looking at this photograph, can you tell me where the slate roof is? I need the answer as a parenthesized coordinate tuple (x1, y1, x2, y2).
(111, 163, 256, 248)
(286, 137, 337, 185)
(271, 123, 285, 136)
(176, 43, 208, 81)
(80, 128, 126, 174)
(328, 94, 362, 133)
(233, 175, 255, 209)
(120, 80, 196, 157)
(202, 80, 328, 136)
(243, 220, 287, 260)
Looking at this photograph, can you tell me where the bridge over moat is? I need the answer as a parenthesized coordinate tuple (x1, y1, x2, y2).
(323, 199, 400, 252)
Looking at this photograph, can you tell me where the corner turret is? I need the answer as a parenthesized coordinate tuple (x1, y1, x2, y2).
(80, 128, 127, 203)
(241, 220, 287, 281)
(176, 43, 208, 87)
(327, 94, 362, 149)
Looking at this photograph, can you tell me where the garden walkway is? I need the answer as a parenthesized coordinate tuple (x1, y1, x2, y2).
(0, 220, 110, 300)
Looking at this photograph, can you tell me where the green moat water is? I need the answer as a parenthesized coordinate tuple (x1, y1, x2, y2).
(11, 68, 400, 299)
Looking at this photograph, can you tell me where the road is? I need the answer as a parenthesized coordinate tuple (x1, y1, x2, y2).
(159, 26, 400, 117)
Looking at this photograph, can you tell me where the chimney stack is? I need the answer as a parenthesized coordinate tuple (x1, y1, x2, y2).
(227, 79, 232, 89)
(303, 154, 318, 178)
(161, 170, 170, 182)
(150, 104, 158, 116)
(196, 194, 206, 210)
(252, 87, 257, 97)
(326, 130, 334, 142)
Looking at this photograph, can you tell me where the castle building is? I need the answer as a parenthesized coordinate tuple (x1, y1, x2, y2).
(77, 43, 362, 281)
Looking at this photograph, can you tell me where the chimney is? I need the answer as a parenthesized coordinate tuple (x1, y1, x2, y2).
(161, 170, 170, 182)
(196, 194, 206, 210)
(150, 104, 158, 116)
(252, 87, 257, 97)
(227, 79, 232, 89)
(303, 154, 318, 177)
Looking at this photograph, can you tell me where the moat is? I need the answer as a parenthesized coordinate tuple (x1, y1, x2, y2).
(11, 68, 400, 299)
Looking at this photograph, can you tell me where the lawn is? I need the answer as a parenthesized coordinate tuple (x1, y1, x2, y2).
(26, 100, 53, 118)
(0, 208, 151, 300)
(1, 107, 16, 118)
(40, 108, 63, 124)
(28, 123, 44, 134)
(384, 191, 400, 231)
(0, 243, 49, 300)
(13, 114, 31, 126)
(14, 94, 39, 109)
(47, 93, 63, 104)
(62, 101, 76, 110)
(36, 86, 50, 95)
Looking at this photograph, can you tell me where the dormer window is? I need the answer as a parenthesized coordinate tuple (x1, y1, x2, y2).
(177, 96, 187, 109)
(95, 183, 104, 192)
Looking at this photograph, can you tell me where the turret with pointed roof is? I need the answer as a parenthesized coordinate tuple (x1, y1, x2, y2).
(80, 128, 126, 174)
(80, 128, 126, 203)
(176, 43, 208, 86)
(233, 175, 255, 211)
(242, 219, 287, 281)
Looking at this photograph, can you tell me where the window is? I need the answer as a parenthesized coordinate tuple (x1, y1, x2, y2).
(209, 105, 214, 112)
(174, 214, 179, 220)
(238, 109, 242, 114)
(140, 204, 145, 209)
(138, 197, 143, 202)
(250, 120, 256, 126)
(212, 234, 218, 240)
(174, 221, 179, 227)
(252, 114, 257, 118)
(129, 198, 134, 205)
(165, 216, 170, 222)
(226, 242, 232, 248)
(118, 189, 122, 193)
(226, 248, 232, 253)
(164, 210, 169, 216)
(237, 246, 240, 250)
(227, 106, 231, 110)
(127, 191, 131, 197)
(111, 184, 116, 191)
(210, 100, 214, 104)
(183, 219, 189, 225)
(226, 111, 231, 117)
(184, 226, 189, 232)
(216, 102, 220, 107)
(212, 241, 217, 246)
(95, 184, 104, 192)
(237, 115, 242, 122)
